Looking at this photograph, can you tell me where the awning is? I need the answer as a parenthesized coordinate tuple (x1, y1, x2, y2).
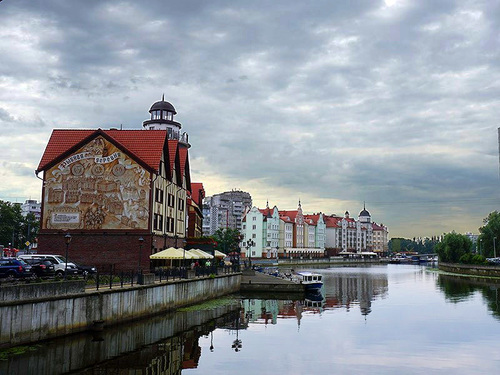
(150, 247, 195, 260)
(214, 250, 226, 258)
(188, 249, 214, 259)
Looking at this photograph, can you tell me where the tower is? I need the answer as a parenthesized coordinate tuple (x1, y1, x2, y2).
(143, 95, 190, 148)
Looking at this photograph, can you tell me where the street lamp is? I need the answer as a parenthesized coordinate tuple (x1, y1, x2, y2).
(494, 237, 497, 259)
(138, 236, 144, 272)
(64, 233, 72, 279)
(246, 239, 255, 269)
(479, 239, 482, 255)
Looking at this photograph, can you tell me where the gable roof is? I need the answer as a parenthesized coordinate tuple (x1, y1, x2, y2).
(279, 210, 298, 221)
(324, 216, 342, 228)
(190, 182, 205, 206)
(37, 129, 168, 173)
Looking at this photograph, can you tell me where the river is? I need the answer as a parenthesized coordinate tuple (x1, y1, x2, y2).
(2, 264, 500, 374)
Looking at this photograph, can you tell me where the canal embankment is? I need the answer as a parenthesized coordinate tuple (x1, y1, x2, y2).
(0, 273, 240, 349)
(439, 262, 500, 280)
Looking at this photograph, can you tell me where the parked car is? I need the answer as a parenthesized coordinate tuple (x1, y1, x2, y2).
(22, 258, 56, 278)
(0, 258, 34, 280)
(18, 254, 79, 277)
(73, 262, 97, 276)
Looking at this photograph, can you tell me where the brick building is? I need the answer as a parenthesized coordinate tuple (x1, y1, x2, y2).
(35, 98, 202, 271)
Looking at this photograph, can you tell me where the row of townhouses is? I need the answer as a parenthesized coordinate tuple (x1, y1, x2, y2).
(240, 202, 389, 258)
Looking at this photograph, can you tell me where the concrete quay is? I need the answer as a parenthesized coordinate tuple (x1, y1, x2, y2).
(240, 270, 305, 293)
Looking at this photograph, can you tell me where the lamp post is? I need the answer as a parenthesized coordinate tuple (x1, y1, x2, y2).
(494, 237, 497, 259)
(138, 236, 144, 272)
(479, 239, 482, 255)
(64, 233, 72, 279)
(246, 239, 255, 269)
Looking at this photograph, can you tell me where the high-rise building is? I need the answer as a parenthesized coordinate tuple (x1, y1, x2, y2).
(202, 190, 252, 235)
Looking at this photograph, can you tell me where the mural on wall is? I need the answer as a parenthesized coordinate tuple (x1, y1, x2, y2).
(42, 136, 150, 230)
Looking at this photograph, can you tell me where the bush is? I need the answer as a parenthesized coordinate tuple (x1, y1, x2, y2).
(459, 253, 473, 264)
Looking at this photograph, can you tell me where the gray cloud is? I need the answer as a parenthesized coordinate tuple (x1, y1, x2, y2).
(1, 0, 499, 236)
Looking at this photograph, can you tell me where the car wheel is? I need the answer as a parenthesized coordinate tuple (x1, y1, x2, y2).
(82, 270, 89, 277)
(55, 271, 64, 278)
(6, 273, 15, 282)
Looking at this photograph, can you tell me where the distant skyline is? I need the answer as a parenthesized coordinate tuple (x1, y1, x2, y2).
(1, 0, 499, 238)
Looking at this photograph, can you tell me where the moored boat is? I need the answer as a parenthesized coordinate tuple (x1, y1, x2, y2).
(294, 271, 323, 291)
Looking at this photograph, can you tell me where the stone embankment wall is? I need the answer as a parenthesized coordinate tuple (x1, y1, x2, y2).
(439, 263, 500, 278)
(0, 274, 240, 349)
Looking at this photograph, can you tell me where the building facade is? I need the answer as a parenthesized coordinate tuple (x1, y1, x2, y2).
(21, 199, 41, 220)
(202, 190, 252, 235)
(36, 98, 201, 270)
(324, 206, 388, 256)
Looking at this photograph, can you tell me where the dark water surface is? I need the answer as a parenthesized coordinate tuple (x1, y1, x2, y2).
(3, 264, 500, 374)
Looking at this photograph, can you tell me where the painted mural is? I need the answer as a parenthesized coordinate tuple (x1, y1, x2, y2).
(42, 136, 150, 230)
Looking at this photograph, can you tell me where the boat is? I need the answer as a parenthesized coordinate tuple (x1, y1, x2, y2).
(294, 271, 323, 291)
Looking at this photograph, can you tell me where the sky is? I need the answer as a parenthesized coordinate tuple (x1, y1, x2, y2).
(0, 0, 499, 238)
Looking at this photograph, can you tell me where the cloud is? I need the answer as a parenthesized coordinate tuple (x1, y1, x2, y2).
(1, 0, 499, 236)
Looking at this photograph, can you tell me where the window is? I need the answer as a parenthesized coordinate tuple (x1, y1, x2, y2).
(252, 217, 256, 221)
(178, 197, 184, 211)
(168, 193, 175, 207)
(242, 224, 246, 229)
(252, 234, 256, 238)
(155, 188, 164, 203)
(166, 217, 174, 232)
(154, 214, 163, 230)
(252, 225, 256, 230)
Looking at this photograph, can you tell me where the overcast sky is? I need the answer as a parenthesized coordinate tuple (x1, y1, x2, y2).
(1, 0, 499, 238)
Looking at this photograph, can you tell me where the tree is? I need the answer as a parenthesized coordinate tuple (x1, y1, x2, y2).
(435, 232, 472, 263)
(0, 200, 23, 248)
(0, 201, 40, 250)
(478, 211, 500, 258)
(211, 228, 242, 254)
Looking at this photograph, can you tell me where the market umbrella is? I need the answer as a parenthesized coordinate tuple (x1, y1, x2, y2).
(150, 247, 195, 260)
(188, 249, 214, 259)
(214, 250, 226, 258)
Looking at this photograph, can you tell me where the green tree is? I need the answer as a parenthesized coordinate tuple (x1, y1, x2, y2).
(435, 232, 472, 263)
(211, 228, 241, 254)
(0, 200, 24, 248)
(478, 211, 500, 258)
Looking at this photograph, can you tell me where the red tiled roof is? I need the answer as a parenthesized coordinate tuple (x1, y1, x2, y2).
(324, 216, 341, 228)
(37, 129, 168, 173)
(280, 215, 294, 223)
(279, 210, 298, 221)
(259, 207, 273, 217)
(179, 147, 188, 178)
(168, 139, 179, 172)
(190, 182, 205, 206)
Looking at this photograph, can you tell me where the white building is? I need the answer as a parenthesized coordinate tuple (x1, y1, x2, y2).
(21, 200, 41, 220)
(202, 190, 252, 235)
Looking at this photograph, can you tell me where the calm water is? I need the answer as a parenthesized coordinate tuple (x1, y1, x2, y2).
(3, 264, 500, 374)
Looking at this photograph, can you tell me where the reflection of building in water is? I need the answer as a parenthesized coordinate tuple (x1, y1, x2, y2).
(324, 273, 388, 316)
(241, 299, 280, 325)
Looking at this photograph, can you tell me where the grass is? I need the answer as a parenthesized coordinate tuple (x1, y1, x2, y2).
(0, 345, 41, 361)
(177, 297, 238, 312)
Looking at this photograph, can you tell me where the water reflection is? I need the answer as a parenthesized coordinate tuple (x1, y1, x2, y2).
(5, 267, 500, 374)
(438, 274, 500, 319)
(1, 300, 241, 375)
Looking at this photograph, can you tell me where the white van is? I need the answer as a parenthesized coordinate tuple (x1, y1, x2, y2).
(18, 254, 79, 277)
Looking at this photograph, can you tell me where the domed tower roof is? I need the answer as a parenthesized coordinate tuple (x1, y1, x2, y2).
(149, 95, 177, 114)
(143, 95, 190, 148)
(359, 203, 371, 217)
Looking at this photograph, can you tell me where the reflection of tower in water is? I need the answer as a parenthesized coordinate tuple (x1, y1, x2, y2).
(323, 272, 388, 316)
